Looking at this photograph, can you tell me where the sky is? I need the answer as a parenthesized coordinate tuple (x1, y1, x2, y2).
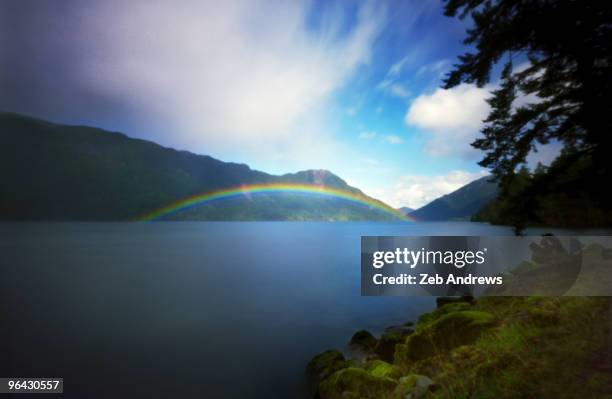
(0, 0, 559, 208)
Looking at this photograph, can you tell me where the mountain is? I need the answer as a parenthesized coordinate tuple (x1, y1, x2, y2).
(398, 206, 414, 215)
(410, 176, 498, 221)
(0, 112, 400, 221)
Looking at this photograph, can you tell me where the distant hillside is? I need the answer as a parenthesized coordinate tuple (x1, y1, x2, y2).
(410, 176, 498, 221)
(398, 206, 414, 215)
(0, 112, 400, 221)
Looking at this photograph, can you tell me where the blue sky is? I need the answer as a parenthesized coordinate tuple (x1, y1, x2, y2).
(3, 0, 557, 208)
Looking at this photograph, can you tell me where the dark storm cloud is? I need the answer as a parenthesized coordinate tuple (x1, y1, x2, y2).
(0, 1, 133, 129)
(0, 0, 385, 155)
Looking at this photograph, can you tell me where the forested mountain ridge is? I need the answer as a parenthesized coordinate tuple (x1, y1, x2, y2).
(0, 112, 399, 221)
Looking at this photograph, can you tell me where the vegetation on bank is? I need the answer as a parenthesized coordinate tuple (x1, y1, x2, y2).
(307, 224, 612, 397)
(472, 155, 612, 231)
(307, 295, 611, 399)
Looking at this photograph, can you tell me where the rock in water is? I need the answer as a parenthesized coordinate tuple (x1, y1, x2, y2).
(375, 325, 414, 362)
(349, 330, 377, 351)
(306, 350, 349, 388)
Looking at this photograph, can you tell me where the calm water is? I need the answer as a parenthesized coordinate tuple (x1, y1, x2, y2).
(0, 221, 580, 398)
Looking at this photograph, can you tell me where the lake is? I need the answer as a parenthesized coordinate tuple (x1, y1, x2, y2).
(0, 221, 583, 398)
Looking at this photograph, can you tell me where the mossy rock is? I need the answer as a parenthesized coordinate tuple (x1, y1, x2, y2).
(397, 310, 496, 362)
(349, 329, 377, 352)
(435, 295, 474, 308)
(318, 367, 397, 399)
(417, 302, 473, 327)
(365, 360, 403, 380)
(525, 305, 560, 326)
(306, 350, 349, 387)
(375, 326, 414, 362)
(394, 374, 435, 399)
(384, 323, 415, 336)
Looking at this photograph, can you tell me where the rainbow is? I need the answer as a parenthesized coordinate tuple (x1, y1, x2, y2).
(138, 183, 414, 222)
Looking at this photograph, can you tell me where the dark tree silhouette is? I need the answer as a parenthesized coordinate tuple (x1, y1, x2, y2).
(444, 0, 612, 230)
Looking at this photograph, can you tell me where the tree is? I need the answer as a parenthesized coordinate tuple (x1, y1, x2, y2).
(444, 0, 612, 230)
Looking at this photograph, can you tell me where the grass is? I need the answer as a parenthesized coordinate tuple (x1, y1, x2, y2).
(310, 296, 611, 399)
(403, 297, 612, 399)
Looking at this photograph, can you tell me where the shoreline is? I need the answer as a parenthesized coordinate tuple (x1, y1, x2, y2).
(306, 295, 611, 398)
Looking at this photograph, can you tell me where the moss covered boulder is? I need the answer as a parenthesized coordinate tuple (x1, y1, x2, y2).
(365, 360, 403, 380)
(318, 364, 434, 399)
(394, 374, 435, 399)
(375, 325, 414, 362)
(309, 297, 611, 398)
(417, 302, 473, 326)
(435, 295, 474, 308)
(306, 350, 349, 388)
(349, 329, 377, 353)
(396, 310, 496, 363)
(318, 367, 397, 399)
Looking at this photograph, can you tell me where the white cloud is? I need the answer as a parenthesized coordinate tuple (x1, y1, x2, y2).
(405, 76, 544, 160)
(388, 83, 410, 98)
(383, 134, 402, 144)
(378, 80, 410, 98)
(387, 55, 410, 77)
(358, 131, 401, 143)
(405, 84, 492, 157)
(359, 131, 377, 140)
(377, 54, 413, 99)
(416, 59, 451, 77)
(377, 79, 392, 90)
(368, 170, 489, 209)
(79, 1, 385, 153)
(406, 84, 491, 131)
(405, 60, 550, 166)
